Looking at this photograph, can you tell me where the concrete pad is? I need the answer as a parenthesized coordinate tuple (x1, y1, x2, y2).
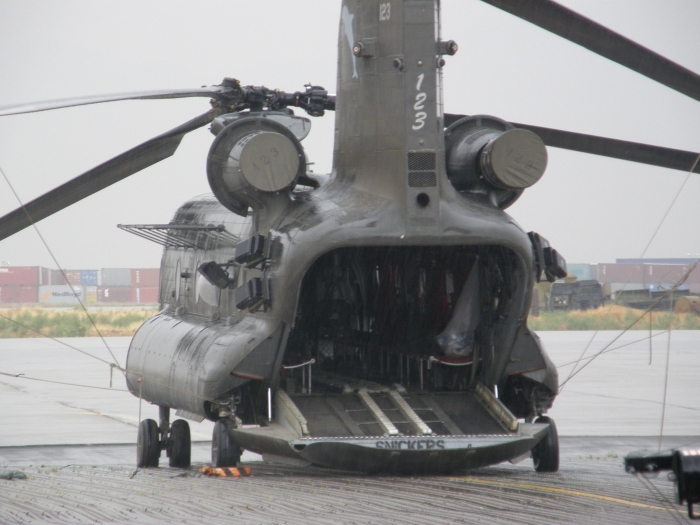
(0, 331, 698, 449)
(0, 337, 215, 446)
(542, 330, 700, 436)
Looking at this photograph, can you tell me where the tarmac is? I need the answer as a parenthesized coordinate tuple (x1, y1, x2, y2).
(0, 332, 698, 523)
(1, 437, 697, 525)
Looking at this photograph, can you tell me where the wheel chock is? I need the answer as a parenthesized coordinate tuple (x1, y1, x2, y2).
(198, 466, 251, 477)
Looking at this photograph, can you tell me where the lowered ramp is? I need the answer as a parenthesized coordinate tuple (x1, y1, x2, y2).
(234, 383, 547, 473)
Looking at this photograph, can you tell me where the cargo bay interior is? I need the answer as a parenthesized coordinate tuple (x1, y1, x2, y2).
(277, 245, 523, 439)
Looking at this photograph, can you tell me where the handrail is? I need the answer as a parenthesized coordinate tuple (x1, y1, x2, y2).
(429, 355, 473, 367)
(282, 358, 316, 370)
(282, 359, 315, 394)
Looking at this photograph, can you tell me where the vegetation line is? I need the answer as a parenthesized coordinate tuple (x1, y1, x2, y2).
(0, 308, 158, 338)
(0, 305, 698, 339)
(529, 305, 700, 331)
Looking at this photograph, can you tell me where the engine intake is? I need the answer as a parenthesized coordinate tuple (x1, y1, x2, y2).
(207, 117, 306, 216)
(445, 115, 547, 208)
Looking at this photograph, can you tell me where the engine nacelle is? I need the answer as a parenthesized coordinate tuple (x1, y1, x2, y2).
(445, 115, 547, 209)
(207, 116, 307, 216)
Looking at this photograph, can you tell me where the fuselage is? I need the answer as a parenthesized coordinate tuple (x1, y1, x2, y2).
(125, 0, 559, 471)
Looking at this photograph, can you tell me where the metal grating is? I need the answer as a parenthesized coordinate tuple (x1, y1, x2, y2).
(407, 151, 436, 171)
(408, 171, 437, 187)
(118, 223, 239, 251)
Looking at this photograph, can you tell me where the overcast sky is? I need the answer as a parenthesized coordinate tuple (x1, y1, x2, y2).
(0, 0, 698, 270)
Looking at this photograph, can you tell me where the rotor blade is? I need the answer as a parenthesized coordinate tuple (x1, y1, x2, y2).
(0, 107, 224, 241)
(0, 86, 232, 117)
(444, 113, 700, 174)
(480, 0, 700, 103)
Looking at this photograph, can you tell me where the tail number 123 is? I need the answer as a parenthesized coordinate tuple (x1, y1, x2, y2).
(413, 73, 427, 130)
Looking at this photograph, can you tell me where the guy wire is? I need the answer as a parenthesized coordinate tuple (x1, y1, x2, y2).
(658, 327, 672, 452)
(561, 153, 699, 391)
(0, 164, 122, 370)
(559, 260, 697, 389)
(0, 311, 118, 367)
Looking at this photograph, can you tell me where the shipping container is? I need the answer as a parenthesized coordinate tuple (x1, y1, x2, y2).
(40, 267, 51, 285)
(98, 286, 135, 303)
(63, 270, 82, 285)
(0, 266, 40, 286)
(49, 269, 67, 286)
(38, 285, 84, 304)
(686, 265, 700, 284)
(131, 268, 160, 288)
(100, 268, 131, 287)
(596, 264, 644, 284)
(643, 264, 682, 285)
(81, 270, 98, 286)
(135, 287, 159, 304)
(617, 258, 697, 265)
(85, 285, 97, 304)
(0, 285, 38, 303)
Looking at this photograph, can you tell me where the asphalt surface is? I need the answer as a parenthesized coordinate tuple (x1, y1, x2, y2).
(1, 437, 697, 525)
(0, 332, 698, 523)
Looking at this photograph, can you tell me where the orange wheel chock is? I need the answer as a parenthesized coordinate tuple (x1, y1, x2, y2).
(198, 466, 251, 477)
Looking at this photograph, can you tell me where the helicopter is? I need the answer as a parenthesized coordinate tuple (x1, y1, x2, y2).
(0, 0, 699, 476)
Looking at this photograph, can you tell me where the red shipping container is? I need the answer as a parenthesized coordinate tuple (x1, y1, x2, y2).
(0, 285, 38, 303)
(644, 264, 683, 285)
(596, 264, 643, 284)
(63, 270, 83, 285)
(49, 269, 67, 286)
(135, 287, 159, 304)
(646, 264, 700, 285)
(0, 266, 40, 286)
(98, 287, 136, 303)
(689, 265, 700, 284)
(131, 268, 160, 288)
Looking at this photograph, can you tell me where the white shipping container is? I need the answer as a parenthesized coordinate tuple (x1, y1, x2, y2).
(38, 285, 85, 304)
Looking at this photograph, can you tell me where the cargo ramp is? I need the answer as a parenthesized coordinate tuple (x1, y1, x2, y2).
(234, 379, 548, 473)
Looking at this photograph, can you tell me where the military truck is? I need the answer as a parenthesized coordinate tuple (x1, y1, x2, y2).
(549, 280, 603, 311)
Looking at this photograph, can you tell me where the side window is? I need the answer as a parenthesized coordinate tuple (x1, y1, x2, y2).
(196, 271, 221, 307)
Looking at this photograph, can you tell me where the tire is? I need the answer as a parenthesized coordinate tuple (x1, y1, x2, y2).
(137, 419, 160, 468)
(212, 419, 241, 467)
(532, 416, 559, 472)
(169, 419, 191, 468)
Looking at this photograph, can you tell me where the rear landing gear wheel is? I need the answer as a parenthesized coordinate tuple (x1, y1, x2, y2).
(169, 419, 191, 468)
(532, 416, 559, 472)
(212, 419, 241, 467)
(137, 419, 160, 468)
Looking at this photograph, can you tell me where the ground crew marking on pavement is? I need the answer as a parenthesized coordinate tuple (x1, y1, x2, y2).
(447, 476, 685, 514)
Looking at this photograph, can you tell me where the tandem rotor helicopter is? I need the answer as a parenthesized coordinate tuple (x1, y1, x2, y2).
(1, 0, 699, 476)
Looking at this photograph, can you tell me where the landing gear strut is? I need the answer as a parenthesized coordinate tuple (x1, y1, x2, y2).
(212, 419, 241, 467)
(532, 416, 559, 472)
(136, 407, 192, 468)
